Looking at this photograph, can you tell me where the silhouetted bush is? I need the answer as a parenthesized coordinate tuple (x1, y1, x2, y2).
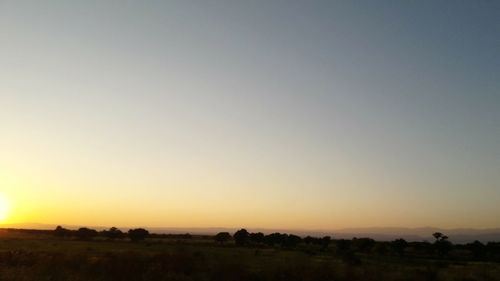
(283, 234, 302, 248)
(53, 226, 72, 238)
(320, 236, 331, 250)
(303, 236, 314, 245)
(265, 232, 287, 247)
(214, 232, 231, 244)
(352, 237, 375, 253)
(391, 238, 408, 255)
(233, 229, 250, 246)
(128, 228, 149, 242)
(76, 227, 98, 241)
(102, 227, 124, 240)
(249, 232, 265, 244)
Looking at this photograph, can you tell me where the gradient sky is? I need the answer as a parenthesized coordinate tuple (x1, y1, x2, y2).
(1, 1, 499, 229)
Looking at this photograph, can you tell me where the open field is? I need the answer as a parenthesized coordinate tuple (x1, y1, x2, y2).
(3, 1, 499, 280)
(1, 229, 500, 281)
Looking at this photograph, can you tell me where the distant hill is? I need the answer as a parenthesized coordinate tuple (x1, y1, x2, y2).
(323, 227, 500, 243)
(2, 223, 499, 243)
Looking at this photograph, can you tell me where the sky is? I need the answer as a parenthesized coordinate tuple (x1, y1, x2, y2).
(0, 0, 499, 230)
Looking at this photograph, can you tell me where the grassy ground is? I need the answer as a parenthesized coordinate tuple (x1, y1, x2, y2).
(0, 231, 499, 281)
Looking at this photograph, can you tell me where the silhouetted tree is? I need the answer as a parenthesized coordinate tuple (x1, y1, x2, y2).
(249, 232, 265, 244)
(103, 227, 124, 240)
(353, 238, 375, 253)
(128, 228, 149, 242)
(321, 236, 331, 250)
(233, 229, 250, 246)
(467, 240, 486, 259)
(390, 238, 408, 256)
(283, 234, 302, 248)
(53, 225, 71, 238)
(432, 232, 448, 241)
(433, 232, 452, 257)
(303, 236, 315, 245)
(264, 232, 287, 246)
(214, 232, 231, 244)
(76, 227, 98, 241)
(302, 235, 330, 249)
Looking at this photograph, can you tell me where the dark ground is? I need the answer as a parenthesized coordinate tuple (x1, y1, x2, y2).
(0, 229, 499, 281)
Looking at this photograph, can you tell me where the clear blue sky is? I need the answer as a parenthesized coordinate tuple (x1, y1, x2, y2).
(0, 1, 499, 229)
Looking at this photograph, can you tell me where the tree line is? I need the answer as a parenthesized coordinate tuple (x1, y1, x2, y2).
(52, 226, 193, 241)
(47, 226, 500, 261)
(214, 229, 500, 262)
(54, 226, 150, 242)
(215, 229, 332, 250)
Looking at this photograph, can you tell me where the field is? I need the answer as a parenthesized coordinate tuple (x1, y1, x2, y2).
(0, 229, 500, 281)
